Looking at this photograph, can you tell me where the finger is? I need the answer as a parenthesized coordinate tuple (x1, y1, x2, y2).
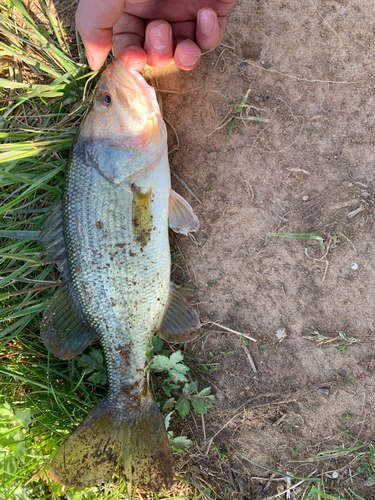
(174, 39, 201, 71)
(196, 8, 226, 51)
(144, 20, 174, 68)
(76, 0, 127, 70)
(113, 12, 147, 71)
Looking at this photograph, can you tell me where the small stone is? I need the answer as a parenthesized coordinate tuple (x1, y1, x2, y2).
(276, 328, 287, 341)
(70, 32, 76, 40)
(351, 263, 358, 270)
(277, 485, 285, 493)
(302, 195, 309, 201)
(364, 477, 375, 487)
(339, 369, 347, 377)
(332, 471, 339, 479)
(318, 388, 330, 396)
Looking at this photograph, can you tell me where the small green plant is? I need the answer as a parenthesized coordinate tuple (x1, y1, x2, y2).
(306, 331, 358, 352)
(269, 231, 325, 252)
(214, 89, 268, 157)
(77, 348, 107, 385)
(212, 445, 228, 461)
(149, 339, 216, 421)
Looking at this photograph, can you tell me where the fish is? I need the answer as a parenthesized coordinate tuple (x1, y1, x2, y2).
(39, 59, 200, 491)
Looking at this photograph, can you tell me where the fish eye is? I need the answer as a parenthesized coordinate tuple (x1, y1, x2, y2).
(100, 93, 112, 107)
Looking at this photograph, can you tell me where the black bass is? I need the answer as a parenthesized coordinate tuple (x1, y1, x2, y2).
(40, 60, 200, 491)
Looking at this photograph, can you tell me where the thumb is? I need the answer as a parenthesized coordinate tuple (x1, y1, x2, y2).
(76, 0, 127, 70)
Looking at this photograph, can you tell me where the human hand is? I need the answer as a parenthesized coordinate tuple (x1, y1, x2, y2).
(76, 0, 236, 72)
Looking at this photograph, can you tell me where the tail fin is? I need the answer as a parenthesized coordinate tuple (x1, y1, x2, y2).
(49, 394, 174, 491)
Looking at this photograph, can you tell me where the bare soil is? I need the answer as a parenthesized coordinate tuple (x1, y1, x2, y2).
(53, 0, 375, 497)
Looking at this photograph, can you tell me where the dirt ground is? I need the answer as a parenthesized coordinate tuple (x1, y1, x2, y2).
(52, 0, 375, 497)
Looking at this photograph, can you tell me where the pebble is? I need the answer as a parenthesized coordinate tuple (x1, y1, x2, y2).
(318, 388, 330, 396)
(302, 195, 309, 201)
(276, 328, 287, 341)
(364, 477, 375, 487)
(332, 471, 339, 479)
(351, 262, 358, 270)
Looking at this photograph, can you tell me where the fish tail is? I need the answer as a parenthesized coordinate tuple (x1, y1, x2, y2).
(49, 393, 174, 491)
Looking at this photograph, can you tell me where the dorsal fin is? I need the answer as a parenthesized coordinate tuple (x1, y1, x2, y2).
(169, 190, 199, 235)
(156, 283, 200, 343)
(41, 282, 97, 359)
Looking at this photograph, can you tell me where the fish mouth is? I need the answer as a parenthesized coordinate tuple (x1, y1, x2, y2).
(105, 60, 157, 112)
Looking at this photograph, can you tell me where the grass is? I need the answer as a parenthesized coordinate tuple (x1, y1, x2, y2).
(207, 89, 268, 157)
(232, 430, 375, 499)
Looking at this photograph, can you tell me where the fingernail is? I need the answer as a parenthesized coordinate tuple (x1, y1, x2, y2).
(199, 9, 216, 34)
(149, 23, 171, 50)
(178, 52, 200, 67)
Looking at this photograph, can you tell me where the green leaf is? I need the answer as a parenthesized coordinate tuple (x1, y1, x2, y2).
(0, 403, 13, 419)
(176, 397, 190, 419)
(190, 396, 208, 415)
(198, 387, 212, 397)
(14, 409, 32, 428)
(89, 348, 103, 366)
(88, 371, 107, 386)
(183, 380, 198, 394)
(169, 351, 184, 366)
(163, 411, 174, 431)
(168, 433, 192, 452)
(162, 380, 179, 397)
(150, 355, 170, 372)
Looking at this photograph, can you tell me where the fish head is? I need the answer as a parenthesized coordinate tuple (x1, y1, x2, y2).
(77, 60, 167, 184)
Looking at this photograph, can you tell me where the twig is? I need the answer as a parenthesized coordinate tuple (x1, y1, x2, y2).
(164, 116, 180, 155)
(241, 343, 258, 373)
(262, 473, 276, 493)
(263, 478, 308, 500)
(243, 180, 254, 202)
(204, 411, 244, 454)
(208, 321, 257, 342)
(201, 414, 206, 442)
(273, 414, 287, 427)
(170, 170, 202, 204)
(155, 86, 202, 95)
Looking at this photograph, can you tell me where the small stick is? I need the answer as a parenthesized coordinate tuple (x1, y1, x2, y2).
(209, 321, 257, 342)
(201, 414, 206, 442)
(0, 258, 64, 273)
(204, 411, 243, 454)
(286, 472, 291, 499)
(7, 282, 61, 297)
(170, 169, 202, 204)
(273, 414, 287, 426)
(262, 473, 276, 493)
(241, 343, 258, 373)
(263, 478, 307, 500)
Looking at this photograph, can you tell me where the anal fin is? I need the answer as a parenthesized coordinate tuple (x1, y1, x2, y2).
(41, 282, 97, 359)
(156, 283, 200, 343)
(169, 190, 199, 235)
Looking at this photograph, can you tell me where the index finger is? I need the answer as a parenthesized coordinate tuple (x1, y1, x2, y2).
(76, 0, 147, 70)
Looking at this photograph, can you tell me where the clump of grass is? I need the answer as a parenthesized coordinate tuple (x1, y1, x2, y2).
(207, 89, 268, 157)
(0, 2, 213, 498)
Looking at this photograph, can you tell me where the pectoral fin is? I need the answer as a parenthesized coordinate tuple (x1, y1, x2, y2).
(41, 282, 97, 359)
(156, 283, 200, 343)
(169, 190, 199, 235)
